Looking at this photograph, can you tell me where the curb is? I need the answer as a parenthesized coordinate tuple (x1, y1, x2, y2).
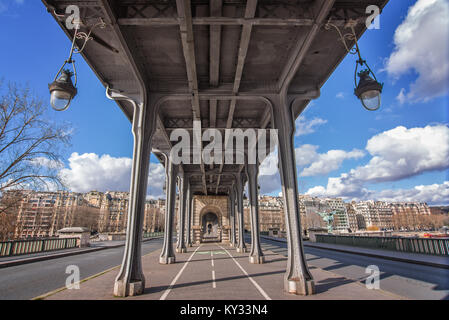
(0, 237, 163, 269)
(260, 236, 449, 270)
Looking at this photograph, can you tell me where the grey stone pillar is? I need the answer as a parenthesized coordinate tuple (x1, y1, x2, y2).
(229, 185, 237, 247)
(235, 172, 247, 253)
(159, 157, 177, 264)
(113, 102, 154, 297)
(176, 171, 187, 253)
(273, 93, 315, 295)
(246, 161, 264, 264)
(186, 181, 193, 247)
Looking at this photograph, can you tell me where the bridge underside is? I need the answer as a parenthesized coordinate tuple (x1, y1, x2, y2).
(42, 0, 388, 297)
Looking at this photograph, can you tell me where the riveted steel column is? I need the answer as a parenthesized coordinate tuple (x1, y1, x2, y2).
(186, 181, 193, 247)
(235, 172, 247, 253)
(229, 185, 237, 247)
(160, 158, 177, 264)
(113, 102, 153, 297)
(247, 161, 264, 264)
(176, 171, 187, 253)
(273, 93, 315, 295)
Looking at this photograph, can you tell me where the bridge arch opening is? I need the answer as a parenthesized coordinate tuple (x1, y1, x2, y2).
(199, 206, 222, 243)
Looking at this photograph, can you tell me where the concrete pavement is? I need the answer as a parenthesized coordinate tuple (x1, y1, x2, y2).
(261, 236, 449, 269)
(40, 243, 402, 300)
(0, 238, 164, 300)
(259, 237, 449, 300)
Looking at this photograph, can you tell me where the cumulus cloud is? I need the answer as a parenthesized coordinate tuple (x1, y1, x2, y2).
(59, 153, 165, 198)
(294, 144, 365, 176)
(306, 125, 449, 202)
(372, 182, 449, 205)
(295, 115, 328, 137)
(385, 0, 449, 103)
(258, 143, 364, 194)
(300, 149, 365, 177)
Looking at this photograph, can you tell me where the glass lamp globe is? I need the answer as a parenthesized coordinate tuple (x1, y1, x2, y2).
(355, 70, 383, 111)
(49, 70, 77, 111)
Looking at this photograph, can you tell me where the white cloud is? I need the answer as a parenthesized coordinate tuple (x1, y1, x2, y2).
(259, 151, 281, 194)
(295, 116, 328, 137)
(300, 149, 365, 177)
(294, 144, 364, 176)
(305, 125, 449, 201)
(295, 144, 319, 167)
(373, 182, 449, 205)
(396, 88, 407, 105)
(336, 92, 345, 99)
(385, 0, 449, 103)
(0, 0, 24, 13)
(259, 151, 278, 176)
(59, 153, 165, 198)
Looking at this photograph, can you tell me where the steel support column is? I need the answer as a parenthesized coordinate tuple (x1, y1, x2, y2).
(186, 181, 193, 247)
(272, 92, 315, 295)
(229, 184, 237, 247)
(246, 161, 264, 264)
(160, 157, 177, 264)
(235, 172, 247, 253)
(176, 172, 187, 253)
(113, 102, 153, 297)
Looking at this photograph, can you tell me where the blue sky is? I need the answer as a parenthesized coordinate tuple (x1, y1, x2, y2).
(0, 0, 448, 204)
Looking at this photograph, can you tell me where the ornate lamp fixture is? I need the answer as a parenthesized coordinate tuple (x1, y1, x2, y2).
(49, 18, 105, 111)
(325, 19, 384, 111)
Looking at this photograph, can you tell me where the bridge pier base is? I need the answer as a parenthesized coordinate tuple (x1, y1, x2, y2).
(160, 156, 177, 265)
(247, 160, 264, 264)
(186, 182, 193, 248)
(235, 172, 247, 254)
(176, 171, 188, 254)
(113, 100, 154, 297)
(273, 93, 315, 295)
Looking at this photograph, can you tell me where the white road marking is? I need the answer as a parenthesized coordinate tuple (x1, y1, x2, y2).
(219, 245, 271, 300)
(211, 251, 214, 267)
(160, 245, 202, 300)
(212, 270, 216, 288)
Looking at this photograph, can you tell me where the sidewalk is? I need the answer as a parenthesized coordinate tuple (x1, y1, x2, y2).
(261, 236, 449, 269)
(0, 237, 163, 269)
(38, 243, 403, 300)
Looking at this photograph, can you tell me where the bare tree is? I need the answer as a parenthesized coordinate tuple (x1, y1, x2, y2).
(0, 191, 22, 240)
(0, 81, 71, 194)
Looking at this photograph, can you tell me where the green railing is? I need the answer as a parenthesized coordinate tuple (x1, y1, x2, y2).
(315, 234, 449, 256)
(143, 232, 164, 239)
(0, 238, 78, 257)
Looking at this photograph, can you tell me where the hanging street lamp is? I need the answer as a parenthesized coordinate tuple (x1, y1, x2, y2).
(325, 19, 384, 111)
(49, 17, 105, 111)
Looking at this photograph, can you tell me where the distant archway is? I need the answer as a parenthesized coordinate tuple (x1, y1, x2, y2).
(199, 206, 223, 242)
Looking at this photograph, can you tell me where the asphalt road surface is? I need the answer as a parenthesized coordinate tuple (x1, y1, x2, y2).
(256, 236, 449, 300)
(1, 236, 448, 300)
(0, 238, 164, 300)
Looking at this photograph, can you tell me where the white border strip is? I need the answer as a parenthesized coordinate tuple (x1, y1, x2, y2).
(160, 245, 202, 300)
(218, 245, 271, 300)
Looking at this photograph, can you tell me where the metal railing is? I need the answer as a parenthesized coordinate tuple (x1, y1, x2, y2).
(315, 234, 449, 256)
(0, 238, 78, 257)
(143, 232, 164, 239)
